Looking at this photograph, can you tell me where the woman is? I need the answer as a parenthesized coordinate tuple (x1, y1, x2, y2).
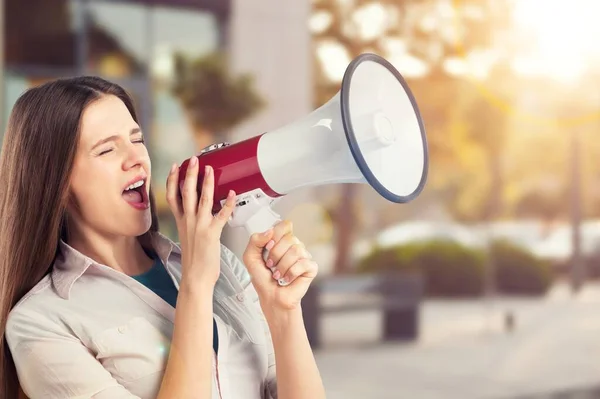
(0, 76, 326, 399)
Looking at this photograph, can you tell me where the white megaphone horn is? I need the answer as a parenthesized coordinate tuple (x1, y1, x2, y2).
(177, 53, 428, 283)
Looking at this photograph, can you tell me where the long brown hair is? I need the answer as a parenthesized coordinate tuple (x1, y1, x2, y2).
(0, 76, 159, 398)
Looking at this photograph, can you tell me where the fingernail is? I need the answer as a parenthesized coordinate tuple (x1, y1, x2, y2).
(170, 163, 177, 174)
(205, 165, 209, 175)
(265, 240, 275, 251)
(266, 258, 273, 268)
(228, 190, 235, 198)
(273, 270, 281, 280)
(190, 156, 198, 167)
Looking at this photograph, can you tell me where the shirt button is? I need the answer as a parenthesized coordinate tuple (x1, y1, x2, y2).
(236, 293, 244, 302)
(118, 326, 127, 334)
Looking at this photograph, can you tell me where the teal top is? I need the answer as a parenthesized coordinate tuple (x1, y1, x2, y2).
(132, 255, 219, 355)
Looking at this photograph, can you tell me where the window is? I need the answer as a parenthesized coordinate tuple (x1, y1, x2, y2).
(149, 6, 221, 198)
(84, 1, 149, 77)
(4, 0, 79, 69)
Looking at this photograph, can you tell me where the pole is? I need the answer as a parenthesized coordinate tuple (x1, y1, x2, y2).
(483, 155, 501, 333)
(570, 126, 584, 293)
(75, 0, 89, 75)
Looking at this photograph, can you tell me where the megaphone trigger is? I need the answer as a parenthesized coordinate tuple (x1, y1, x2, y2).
(219, 189, 288, 286)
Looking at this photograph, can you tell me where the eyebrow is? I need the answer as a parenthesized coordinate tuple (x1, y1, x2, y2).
(91, 128, 142, 151)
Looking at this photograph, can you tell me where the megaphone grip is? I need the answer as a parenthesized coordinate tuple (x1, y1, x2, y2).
(241, 206, 289, 287)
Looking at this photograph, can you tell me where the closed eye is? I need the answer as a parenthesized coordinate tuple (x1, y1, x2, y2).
(98, 148, 114, 156)
(97, 138, 143, 156)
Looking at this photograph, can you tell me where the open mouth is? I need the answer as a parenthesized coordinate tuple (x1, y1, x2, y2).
(122, 178, 149, 209)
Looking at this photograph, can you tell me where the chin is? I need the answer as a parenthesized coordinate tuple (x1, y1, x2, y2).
(126, 209, 154, 237)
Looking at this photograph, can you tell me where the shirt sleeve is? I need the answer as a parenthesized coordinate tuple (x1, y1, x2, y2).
(6, 311, 141, 399)
(219, 244, 278, 399)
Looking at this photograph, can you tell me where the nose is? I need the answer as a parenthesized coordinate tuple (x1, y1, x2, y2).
(122, 142, 145, 171)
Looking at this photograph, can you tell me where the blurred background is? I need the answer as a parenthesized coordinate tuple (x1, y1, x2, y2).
(2, 0, 600, 398)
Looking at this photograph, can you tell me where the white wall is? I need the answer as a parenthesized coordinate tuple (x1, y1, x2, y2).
(227, 0, 312, 135)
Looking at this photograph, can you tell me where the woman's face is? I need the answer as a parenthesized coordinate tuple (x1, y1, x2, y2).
(68, 94, 152, 239)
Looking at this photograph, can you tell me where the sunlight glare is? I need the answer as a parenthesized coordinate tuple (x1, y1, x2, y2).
(317, 41, 351, 82)
(309, 10, 333, 34)
(352, 2, 388, 41)
(510, 0, 600, 83)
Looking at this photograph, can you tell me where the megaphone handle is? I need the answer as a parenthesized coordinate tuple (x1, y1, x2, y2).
(241, 205, 289, 287)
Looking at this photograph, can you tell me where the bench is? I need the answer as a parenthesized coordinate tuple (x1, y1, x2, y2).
(301, 272, 424, 349)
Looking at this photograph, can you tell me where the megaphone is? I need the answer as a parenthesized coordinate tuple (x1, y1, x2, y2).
(178, 53, 428, 283)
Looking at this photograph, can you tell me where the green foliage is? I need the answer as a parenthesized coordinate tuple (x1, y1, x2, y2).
(358, 239, 554, 297)
(171, 51, 265, 134)
(357, 245, 418, 274)
(413, 241, 487, 297)
(491, 240, 554, 296)
(358, 240, 485, 297)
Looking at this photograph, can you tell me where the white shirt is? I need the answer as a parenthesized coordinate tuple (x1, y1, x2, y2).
(5, 231, 277, 399)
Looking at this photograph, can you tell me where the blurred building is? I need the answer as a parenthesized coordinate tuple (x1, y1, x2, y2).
(1, 0, 313, 246)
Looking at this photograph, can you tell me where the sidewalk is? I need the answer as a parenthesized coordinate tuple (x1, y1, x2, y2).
(313, 281, 600, 399)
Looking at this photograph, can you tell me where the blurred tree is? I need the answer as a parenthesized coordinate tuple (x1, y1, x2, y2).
(171, 52, 265, 150)
(583, 121, 600, 218)
(505, 119, 568, 222)
(514, 189, 566, 221)
(506, 75, 600, 222)
(452, 63, 512, 222)
(310, 0, 511, 273)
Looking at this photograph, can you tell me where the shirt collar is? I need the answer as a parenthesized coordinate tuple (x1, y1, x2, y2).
(51, 231, 179, 300)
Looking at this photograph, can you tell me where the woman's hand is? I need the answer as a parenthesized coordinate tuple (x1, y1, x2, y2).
(242, 220, 318, 311)
(165, 156, 236, 288)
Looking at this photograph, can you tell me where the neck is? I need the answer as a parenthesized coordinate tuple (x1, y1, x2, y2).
(66, 224, 153, 276)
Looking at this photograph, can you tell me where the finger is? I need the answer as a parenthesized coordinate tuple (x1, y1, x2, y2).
(266, 233, 303, 269)
(278, 259, 318, 286)
(269, 242, 310, 279)
(198, 165, 215, 216)
(212, 190, 236, 229)
(182, 156, 199, 217)
(165, 163, 183, 219)
(271, 220, 293, 244)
